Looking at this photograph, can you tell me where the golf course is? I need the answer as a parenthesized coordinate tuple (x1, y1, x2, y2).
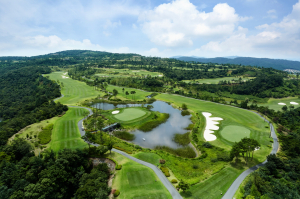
(258, 97, 300, 111)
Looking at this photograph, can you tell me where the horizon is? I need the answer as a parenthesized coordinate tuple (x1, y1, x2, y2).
(1, 0, 300, 60)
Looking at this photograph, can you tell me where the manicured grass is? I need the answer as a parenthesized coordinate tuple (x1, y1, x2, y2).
(108, 152, 172, 199)
(182, 76, 255, 84)
(96, 68, 163, 77)
(133, 152, 162, 165)
(114, 108, 147, 121)
(48, 72, 101, 105)
(106, 85, 150, 101)
(181, 167, 242, 199)
(50, 107, 88, 152)
(220, 125, 250, 143)
(258, 97, 300, 111)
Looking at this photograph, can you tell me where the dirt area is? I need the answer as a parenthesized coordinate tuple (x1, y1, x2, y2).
(90, 158, 116, 171)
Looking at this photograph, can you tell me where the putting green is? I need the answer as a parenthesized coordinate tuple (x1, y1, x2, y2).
(114, 108, 146, 121)
(220, 125, 250, 142)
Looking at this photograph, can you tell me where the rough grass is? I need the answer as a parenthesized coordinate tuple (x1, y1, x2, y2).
(155, 146, 196, 158)
(108, 152, 172, 199)
(48, 72, 101, 105)
(114, 108, 147, 121)
(182, 76, 255, 84)
(133, 152, 162, 165)
(173, 132, 190, 146)
(50, 107, 88, 152)
(138, 113, 170, 132)
(38, 124, 53, 144)
(113, 131, 135, 141)
(106, 84, 150, 101)
(220, 125, 250, 142)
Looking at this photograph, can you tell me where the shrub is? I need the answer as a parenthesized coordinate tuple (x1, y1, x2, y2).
(192, 164, 199, 169)
(181, 110, 190, 116)
(159, 159, 166, 164)
(202, 142, 212, 148)
(155, 146, 196, 158)
(171, 179, 178, 183)
(173, 133, 190, 146)
(114, 190, 120, 197)
(113, 146, 132, 154)
(160, 166, 170, 177)
(38, 124, 54, 144)
(182, 103, 187, 110)
(116, 165, 122, 170)
(138, 113, 169, 132)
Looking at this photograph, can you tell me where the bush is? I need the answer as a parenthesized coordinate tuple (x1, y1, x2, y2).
(38, 124, 54, 144)
(155, 146, 196, 158)
(113, 131, 135, 141)
(116, 165, 122, 170)
(202, 142, 213, 148)
(113, 146, 132, 154)
(159, 159, 166, 164)
(138, 113, 169, 132)
(160, 166, 170, 177)
(181, 110, 190, 116)
(171, 179, 178, 183)
(114, 190, 120, 197)
(173, 133, 190, 146)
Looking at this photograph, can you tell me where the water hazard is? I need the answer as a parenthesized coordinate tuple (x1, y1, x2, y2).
(92, 101, 192, 149)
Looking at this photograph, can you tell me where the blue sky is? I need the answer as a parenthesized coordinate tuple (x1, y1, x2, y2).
(0, 0, 300, 60)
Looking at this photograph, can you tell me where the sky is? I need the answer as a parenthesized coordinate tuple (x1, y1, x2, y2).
(1, 0, 300, 60)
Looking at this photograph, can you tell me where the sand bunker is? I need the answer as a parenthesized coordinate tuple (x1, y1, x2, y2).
(63, 72, 68, 75)
(290, 102, 299, 105)
(158, 75, 163, 77)
(112, 110, 120, 114)
(202, 112, 223, 141)
(278, 103, 286, 105)
(132, 71, 140, 72)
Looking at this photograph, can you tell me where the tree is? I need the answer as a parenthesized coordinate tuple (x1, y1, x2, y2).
(178, 180, 189, 192)
(107, 140, 114, 154)
(122, 88, 124, 93)
(97, 145, 108, 156)
(112, 89, 118, 99)
(230, 142, 242, 165)
(125, 91, 129, 99)
(81, 135, 90, 150)
(182, 103, 187, 110)
(282, 105, 288, 112)
(130, 91, 134, 100)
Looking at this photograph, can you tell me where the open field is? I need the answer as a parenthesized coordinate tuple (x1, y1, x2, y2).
(182, 76, 255, 84)
(258, 97, 300, 111)
(50, 107, 88, 152)
(114, 108, 147, 121)
(95, 68, 163, 78)
(106, 84, 150, 101)
(108, 152, 172, 199)
(48, 72, 101, 105)
(181, 167, 242, 199)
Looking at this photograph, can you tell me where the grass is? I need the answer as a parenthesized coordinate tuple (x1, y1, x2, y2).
(113, 131, 135, 141)
(38, 124, 54, 144)
(108, 152, 172, 199)
(173, 132, 190, 146)
(48, 72, 101, 105)
(114, 108, 147, 121)
(258, 97, 300, 111)
(95, 68, 163, 78)
(133, 152, 162, 165)
(138, 113, 169, 132)
(50, 107, 89, 152)
(106, 84, 150, 101)
(155, 146, 196, 158)
(182, 76, 255, 84)
(181, 167, 242, 199)
(220, 125, 250, 143)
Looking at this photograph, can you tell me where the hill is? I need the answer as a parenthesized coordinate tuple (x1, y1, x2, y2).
(173, 56, 300, 71)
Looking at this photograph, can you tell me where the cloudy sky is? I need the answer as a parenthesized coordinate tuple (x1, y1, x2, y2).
(1, 0, 300, 60)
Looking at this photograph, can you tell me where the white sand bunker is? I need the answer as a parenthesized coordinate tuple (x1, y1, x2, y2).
(158, 75, 163, 77)
(132, 71, 140, 72)
(112, 110, 120, 114)
(290, 102, 299, 105)
(278, 103, 286, 105)
(63, 72, 68, 75)
(202, 112, 223, 141)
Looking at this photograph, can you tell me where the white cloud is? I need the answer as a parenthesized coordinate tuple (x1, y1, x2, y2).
(139, 0, 249, 47)
(265, 9, 277, 19)
(191, 1, 300, 59)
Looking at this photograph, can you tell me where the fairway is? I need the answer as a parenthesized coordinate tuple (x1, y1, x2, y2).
(110, 152, 172, 199)
(50, 107, 88, 152)
(258, 97, 300, 111)
(220, 125, 250, 142)
(114, 108, 146, 121)
(181, 167, 241, 199)
(96, 68, 163, 78)
(106, 84, 149, 101)
(133, 152, 161, 165)
(48, 72, 101, 105)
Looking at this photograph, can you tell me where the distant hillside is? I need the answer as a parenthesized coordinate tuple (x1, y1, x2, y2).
(173, 56, 300, 71)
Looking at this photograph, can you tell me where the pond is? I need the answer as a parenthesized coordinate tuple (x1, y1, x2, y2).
(92, 101, 192, 149)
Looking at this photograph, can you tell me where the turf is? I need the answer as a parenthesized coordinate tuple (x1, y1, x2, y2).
(181, 167, 242, 199)
(220, 125, 250, 142)
(96, 68, 163, 77)
(106, 84, 150, 101)
(114, 108, 147, 121)
(133, 152, 162, 165)
(50, 107, 88, 152)
(108, 152, 172, 199)
(48, 72, 101, 105)
(258, 97, 300, 111)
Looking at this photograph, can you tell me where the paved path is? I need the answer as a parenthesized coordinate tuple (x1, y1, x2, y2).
(222, 113, 279, 199)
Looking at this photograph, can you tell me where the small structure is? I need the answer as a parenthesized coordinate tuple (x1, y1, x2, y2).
(102, 123, 120, 132)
